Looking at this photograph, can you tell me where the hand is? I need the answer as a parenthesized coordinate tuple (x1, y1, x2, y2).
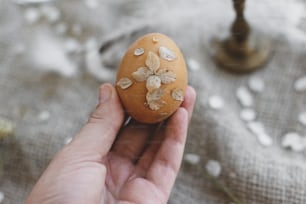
(26, 83, 196, 204)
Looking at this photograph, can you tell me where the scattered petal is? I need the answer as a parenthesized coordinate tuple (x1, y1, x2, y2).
(132, 67, 152, 82)
(298, 112, 306, 126)
(236, 86, 253, 107)
(205, 160, 221, 178)
(240, 109, 256, 121)
(248, 76, 265, 93)
(247, 121, 273, 147)
(247, 121, 265, 135)
(146, 52, 160, 72)
(134, 48, 145, 56)
(159, 46, 177, 61)
(171, 88, 184, 101)
(156, 68, 176, 84)
(256, 133, 273, 147)
(117, 78, 133, 89)
(294, 76, 306, 92)
(282, 132, 306, 152)
(184, 153, 200, 165)
(187, 58, 200, 71)
(38, 110, 50, 121)
(208, 95, 224, 109)
(146, 75, 161, 91)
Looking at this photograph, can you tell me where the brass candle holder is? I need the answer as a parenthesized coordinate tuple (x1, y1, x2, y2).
(212, 0, 272, 73)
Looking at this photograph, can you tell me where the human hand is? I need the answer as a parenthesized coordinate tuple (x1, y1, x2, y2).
(26, 83, 196, 204)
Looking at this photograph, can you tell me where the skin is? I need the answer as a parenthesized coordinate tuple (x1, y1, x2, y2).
(26, 83, 196, 204)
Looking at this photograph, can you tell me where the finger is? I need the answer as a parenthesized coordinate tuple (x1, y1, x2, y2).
(67, 83, 125, 159)
(112, 120, 156, 162)
(146, 108, 188, 196)
(135, 86, 196, 175)
(182, 86, 196, 122)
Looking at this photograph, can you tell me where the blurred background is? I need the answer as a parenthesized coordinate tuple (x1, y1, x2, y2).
(1, 0, 306, 203)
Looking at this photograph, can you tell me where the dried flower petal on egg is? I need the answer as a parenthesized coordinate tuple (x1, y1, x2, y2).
(146, 88, 164, 102)
(152, 37, 159, 43)
(146, 51, 160, 72)
(117, 77, 133, 89)
(148, 100, 165, 111)
(146, 76, 161, 91)
(132, 67, 152, 82)
(172, 88, 184, 101)
(159, 46, 177, 61)
(146, 88, 165, 111)
(156, 68, 176, 84)
(134, 48, 145, 56)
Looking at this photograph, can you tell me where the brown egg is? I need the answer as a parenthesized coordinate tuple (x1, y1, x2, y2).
(115, 33, 188, 124)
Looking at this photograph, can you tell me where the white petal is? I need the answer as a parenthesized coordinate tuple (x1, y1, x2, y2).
(146, 52, 160, 72)
(156, 68, 176, 84)
(134, 48, 145, 56)
(146, 88, 164, 102)
(171, 88, 184, 101)
(159, 46, 177, 61)
(132, 67, 152, 82)
(117, 77, 133, 89)
(146, 75, 161, 91)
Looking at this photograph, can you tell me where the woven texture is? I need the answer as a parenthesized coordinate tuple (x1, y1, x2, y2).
(1, 0, 306, 203)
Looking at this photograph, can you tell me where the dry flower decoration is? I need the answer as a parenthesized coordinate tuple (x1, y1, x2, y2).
(117, 46, 184, 111)
(117, 77, 133, 89)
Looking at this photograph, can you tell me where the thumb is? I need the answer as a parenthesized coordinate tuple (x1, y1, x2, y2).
(68, 83, 125, 158)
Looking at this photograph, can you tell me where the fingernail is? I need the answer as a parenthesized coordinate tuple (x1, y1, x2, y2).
(99, 84, 112, 104)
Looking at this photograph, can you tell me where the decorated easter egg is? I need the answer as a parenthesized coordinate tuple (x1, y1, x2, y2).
(116, 33, 188, 124)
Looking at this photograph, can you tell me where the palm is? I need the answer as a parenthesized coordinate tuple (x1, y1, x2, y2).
(102, 121, 175, 204)
(103, 154, 165, 203)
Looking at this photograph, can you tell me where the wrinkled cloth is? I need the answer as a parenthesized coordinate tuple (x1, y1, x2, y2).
(1, 0, 306, 203)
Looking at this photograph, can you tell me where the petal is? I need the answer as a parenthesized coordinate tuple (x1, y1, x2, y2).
(146, 51, 160, 72)
(146, 75, 161, 92)
(146, 88, 165, 111)
(147, 100, 165, 111)
(134, 48, 145, 56)
(146, 88, 164, 102)
(156, 68, 176, 84)
(132, 67, 152, 82)
(171, 88, 184, 101)
(159, 46, 177, 61)
(117, 77, 133, 89)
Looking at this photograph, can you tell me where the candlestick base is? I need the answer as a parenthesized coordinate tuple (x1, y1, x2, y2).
(211, 34, 272, 73)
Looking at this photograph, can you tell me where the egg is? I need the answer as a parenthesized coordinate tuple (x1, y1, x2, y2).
(115, 33, 188, 124)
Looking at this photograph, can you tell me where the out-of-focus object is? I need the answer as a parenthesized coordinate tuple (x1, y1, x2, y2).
(0, 117, 15, 139)
(14, 0, 53, 5)
(212, 0, 272, 73)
